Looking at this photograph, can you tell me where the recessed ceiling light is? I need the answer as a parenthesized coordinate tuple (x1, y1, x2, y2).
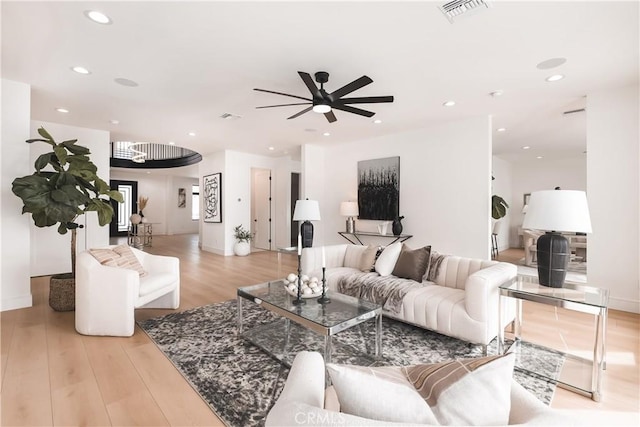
(490, 90, 504, 97)
(114, 78, 138, 87)
(146, 171, 151, 174)
(443, 100, 456, 107)
(373, 119, 382, 124)
(109, 119, 119, 124)
(168, 141, 175, 145)
(545, 74, 565, 82)
(268, 146, 275, 151)
(536, 156, 544, 159)
(304, 128, 317, 132)
(188, 132, 196, 136)
(84, 10, 112, 25)
(56, 108, 69, 113)
(323, 132, 330, 136)
(497, 127, 506, 132)
(536, 57, 567, 70)
(522, 146, 530, 150)
(71, 66, 91, 75)
(284, 150, 289, 155)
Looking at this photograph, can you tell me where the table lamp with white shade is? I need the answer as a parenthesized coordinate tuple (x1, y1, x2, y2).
(340, 201, 359, 233)
(522, 190, 592, 287)
(293, 199, 321, 248)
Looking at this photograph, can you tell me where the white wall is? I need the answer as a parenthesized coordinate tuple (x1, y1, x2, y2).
(492, 156, 513, 251)
(319, 116, 492, 259)
(300, 144, 327, 246)
(1, 79, 33, 311)
(587, 84, 639, 313)
(508, 156, 586, 248)
(199, 150, 295, 255)
(28, 121, 110, 277)
(109, 170, 198, 236)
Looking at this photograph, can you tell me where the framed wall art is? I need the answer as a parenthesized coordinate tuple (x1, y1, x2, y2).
(357, 156, 400, 220)
(203, 173, 222, 223)
(178, 188, 186, 208)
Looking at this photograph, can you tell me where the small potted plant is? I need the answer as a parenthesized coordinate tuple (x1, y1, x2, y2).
(233, 224, 253, 256)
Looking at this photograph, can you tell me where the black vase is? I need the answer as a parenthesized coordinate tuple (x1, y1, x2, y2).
(392, 216, 404, 236)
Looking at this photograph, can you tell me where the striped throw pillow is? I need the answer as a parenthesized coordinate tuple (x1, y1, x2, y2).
(89, 245, 148, 277)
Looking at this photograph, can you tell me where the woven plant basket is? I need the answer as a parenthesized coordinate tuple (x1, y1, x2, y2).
(49, 273, 75, 311)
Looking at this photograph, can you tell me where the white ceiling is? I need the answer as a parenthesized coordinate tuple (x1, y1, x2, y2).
(2, 1, 638, 169)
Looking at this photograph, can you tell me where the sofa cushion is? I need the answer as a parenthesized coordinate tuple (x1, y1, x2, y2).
(89, 245, 148, 277)
(374, 242, 402, 276)
(344, 245, 378, 272)
(404, 353, 515, 425)
(392, 244, 431, 282)
(326, 363, 438, 425)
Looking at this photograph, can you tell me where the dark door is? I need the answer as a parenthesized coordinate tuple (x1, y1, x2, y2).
(109, 180, 138, 237)
(290, 173, 300, 246)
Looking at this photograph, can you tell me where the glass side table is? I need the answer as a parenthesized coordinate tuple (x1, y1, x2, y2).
(498, 274, 609, 401)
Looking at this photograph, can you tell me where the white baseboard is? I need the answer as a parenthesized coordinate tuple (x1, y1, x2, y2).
(1, 294, 33, 312)
(609, 296, 640, 314)
(202, 245, 229, 256)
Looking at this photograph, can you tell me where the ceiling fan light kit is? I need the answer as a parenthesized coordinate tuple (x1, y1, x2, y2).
(254, 71, 394, 123)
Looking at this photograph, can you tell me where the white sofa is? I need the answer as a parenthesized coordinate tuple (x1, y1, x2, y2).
(75, 246, 180, 336)
(302, 244, 516, 348)
(266, 351, 638, 426)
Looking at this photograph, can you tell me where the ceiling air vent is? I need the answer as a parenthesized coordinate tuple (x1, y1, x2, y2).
(439, 0, 492, 23)
(220, 112, 242, 120)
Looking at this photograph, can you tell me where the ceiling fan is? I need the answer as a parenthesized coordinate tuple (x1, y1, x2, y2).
(254, 71, 394, 123)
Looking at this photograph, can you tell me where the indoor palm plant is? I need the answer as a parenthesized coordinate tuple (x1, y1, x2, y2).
(233, 224, 253, 256)
(12, 127, 124, 310)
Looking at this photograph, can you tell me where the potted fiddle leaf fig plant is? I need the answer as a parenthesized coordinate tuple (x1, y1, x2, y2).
(11, 127, 124, 311)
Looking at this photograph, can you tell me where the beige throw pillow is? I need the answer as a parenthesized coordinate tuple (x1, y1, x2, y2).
(358, 246, 378, 272)
(326, 363, 439, 425)
(403, 353, 515, 425)
(391, 244, 431, 282)
(89, 245, 148, 277)
(343, 245, 368, 269)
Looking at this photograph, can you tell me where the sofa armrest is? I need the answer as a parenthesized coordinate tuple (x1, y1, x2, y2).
(464, 262, 516, 323)
(301, 245, 348, 275)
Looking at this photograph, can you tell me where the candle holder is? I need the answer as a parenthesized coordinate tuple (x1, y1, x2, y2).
(317, 266, 331, 304)
(292, 254, 306, 305)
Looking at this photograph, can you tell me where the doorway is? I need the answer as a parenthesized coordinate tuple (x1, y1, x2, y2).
(109, 180, 138, 237)
(290, 172, 300, 246)
(251, 168, 272, 250)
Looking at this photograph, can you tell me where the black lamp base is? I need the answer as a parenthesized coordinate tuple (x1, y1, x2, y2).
(536, 232, 571, 288)
(301, 220, 314, 248)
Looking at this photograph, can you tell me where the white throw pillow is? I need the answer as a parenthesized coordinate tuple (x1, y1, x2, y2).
(403, 353, 515, 425)
(326, 364, 438, 425)
(374, 242, 402, 276)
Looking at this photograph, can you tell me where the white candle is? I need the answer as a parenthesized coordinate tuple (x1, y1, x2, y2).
(298, 233, 302, 255)
(322, 246, 326, 268)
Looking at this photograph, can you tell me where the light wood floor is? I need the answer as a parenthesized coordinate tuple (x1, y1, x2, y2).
(1, 236, 638, 426)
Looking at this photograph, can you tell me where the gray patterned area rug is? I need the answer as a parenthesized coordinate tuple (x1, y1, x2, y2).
(138, 300, 562, 427)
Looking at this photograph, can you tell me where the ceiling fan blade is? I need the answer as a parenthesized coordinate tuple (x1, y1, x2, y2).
(298, 72, 321, 98)
(254, 88, 311, 102)
(338, 96, 394, 104)
(256, 102, 312, 109)
(287, 106, 313, 120)
(330, 75, 373, 99)
(324, 111, 337, 123)
(331, 103, 375, 118)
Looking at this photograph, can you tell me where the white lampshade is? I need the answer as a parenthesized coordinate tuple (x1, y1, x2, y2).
(293, 199, 321, 221)
(522, 190, 592, 233)
(339, 201, 359, 217)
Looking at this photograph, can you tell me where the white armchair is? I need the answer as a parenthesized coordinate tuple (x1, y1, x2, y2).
(75, 246, 180, 336)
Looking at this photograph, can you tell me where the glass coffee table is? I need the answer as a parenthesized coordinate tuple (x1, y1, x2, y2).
(237, 280, 382, 366)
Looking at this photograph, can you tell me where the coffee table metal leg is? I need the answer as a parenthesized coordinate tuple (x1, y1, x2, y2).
(324, 335, 332, 364)
(237, 296, 243, 335)
(375, 312, 382, 357)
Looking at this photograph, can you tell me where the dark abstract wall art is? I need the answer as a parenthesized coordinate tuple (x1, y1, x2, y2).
(358, 156, 400, 220)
